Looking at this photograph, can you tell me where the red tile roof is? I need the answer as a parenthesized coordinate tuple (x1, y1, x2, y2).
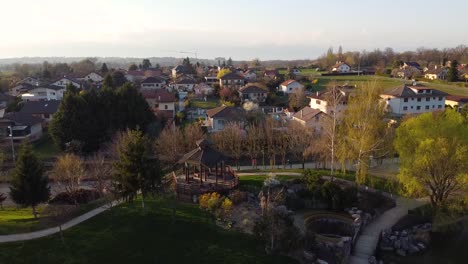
(141, 89, 175, 102)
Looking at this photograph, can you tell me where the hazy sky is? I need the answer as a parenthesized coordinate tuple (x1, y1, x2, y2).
(1, 0, 467, 60)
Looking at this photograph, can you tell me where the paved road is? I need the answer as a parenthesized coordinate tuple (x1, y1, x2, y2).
(0, 200, 121, 243)
(349, 197, 428, 264)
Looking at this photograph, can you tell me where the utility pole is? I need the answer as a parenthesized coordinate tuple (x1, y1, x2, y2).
(8, 125, 15, 164)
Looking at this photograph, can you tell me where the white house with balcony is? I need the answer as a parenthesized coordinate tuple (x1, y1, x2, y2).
(331, 62, 351, 73)
(380, 85, 447, 115)
(21, 85, 66, 101)
(51, 77, 81, 88)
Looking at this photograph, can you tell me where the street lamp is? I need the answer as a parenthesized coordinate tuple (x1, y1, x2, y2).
(7, 125, 15, 163)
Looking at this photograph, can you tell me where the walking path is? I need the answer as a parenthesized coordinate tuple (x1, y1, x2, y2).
(349, 196, 428, 264)
(0, 200, 121, 243)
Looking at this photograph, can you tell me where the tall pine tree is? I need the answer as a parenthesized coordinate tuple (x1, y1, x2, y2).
(10, 143, 50, 219)
(447, 60, 459, 82)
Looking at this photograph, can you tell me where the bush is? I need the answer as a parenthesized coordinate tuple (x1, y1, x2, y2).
(221, 198, 233, 213)
(199, 192, 222, 212)
(230, 190, 248, 205)
(49, 188, 102, 205)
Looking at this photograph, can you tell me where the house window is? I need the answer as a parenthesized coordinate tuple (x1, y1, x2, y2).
(44, 114, 50, 118)
(438, 105, 442, 109)
(438, 97, 443, 101)
(426, 97, 430, 102)
(425, 105, 429, 110)
(164, 105, 168, 110)
(411, 98, 414, 101)
(403, 106, 408, 111)
(411, 106, 414, 109)
(417, 98, 421, 102)
(155, 103, 159, 108)
(416, 106, 421, 110)
(432, 105, 435, 108)
(316, 100, 321, 105)
(404, 98, 408, 102)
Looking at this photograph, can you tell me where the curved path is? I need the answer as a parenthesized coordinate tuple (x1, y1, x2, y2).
(0, 200, 121, 243)
(349, 196, 428, 264)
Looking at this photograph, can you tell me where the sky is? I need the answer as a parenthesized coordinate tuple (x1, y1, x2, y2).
(0, 0, 467, 60)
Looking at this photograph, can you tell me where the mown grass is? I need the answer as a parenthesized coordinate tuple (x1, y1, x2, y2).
(189, 99, 220, 109)
(0, 206, 45, 235)
(32, 133, 62, 159)
(0, 197, 296, 264)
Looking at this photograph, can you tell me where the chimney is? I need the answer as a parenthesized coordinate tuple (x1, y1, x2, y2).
(316, 91, 319, 96)
(158, 96, 161, 101)
(435, 65, 437, 70)
(300, 110, 303, 118)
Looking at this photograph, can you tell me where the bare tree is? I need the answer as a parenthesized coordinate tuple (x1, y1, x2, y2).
(155, 125, 184, 166)
(245, 124, 263, 169)
(87, 152, 112, 195)
(288, 122, 313, 169)
(50, 153, 85, 196)
(216, 123, 244, 170)
(183, 122, 205, 151)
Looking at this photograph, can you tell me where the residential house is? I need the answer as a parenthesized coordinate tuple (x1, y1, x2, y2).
(19, 100, 60, 124)
(10, 83, 36, 97)
(424, 66, 448, 80)
(172, 65, 193, 78)
(79, 71, 104, 82)
(169, 77, 196, 92)
(292, 68, 301, 75)
(18, 77, 43, 86)
(141, 89, 176, 119)
(125, 70, 146, 82)
(219, 72, 245, 89)
(401, 62, 422, 71)
(205, 106, 245, 132)
(292, 106, 326, 131)
(380, 84, 447, 115)
(279, 80, 304, 94)
(238, 85, 268, 103)
(263, 69, 281, 80)
(21, 84, 66, 101)
(331, 62, 351, 73)
(308, 87, 352, 115)
(140, 76, 166, 90)
(0, 112, 43, 142)
(445, 95, 468, 112)
(194, 83, 214, 97)
(204, 76, 218, 86)
(243, 70, 257, 82)
(0, 93, 15, 109)
(51, 77, 81, 88)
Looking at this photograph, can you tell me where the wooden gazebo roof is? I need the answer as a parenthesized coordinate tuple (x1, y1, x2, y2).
(178, 139, 228, 167)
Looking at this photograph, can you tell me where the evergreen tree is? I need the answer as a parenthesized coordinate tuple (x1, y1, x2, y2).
(9, 143, 50, 219)
(227, 57, 233, 66)
(113, 130, 160, 208)
(115, 83, 155, 131)
(128, 64, 138, 71)
(100, 63, 109, 74)
(447, 60, 459, 82)
(142, 59, 152, 70)
(103, 73, 114, 89)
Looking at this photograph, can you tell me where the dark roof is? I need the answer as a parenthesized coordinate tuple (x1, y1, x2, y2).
(446, 95, 468, 103)
(141, 76, 165, 84)
(263, 70, 279, 76)
(173, 65, 191, 74)
(19, 100, 60, 115)
(293, 107, 323, 122)
(219, 72, 244, 80)
(404, 61, 421, 68)
(239, 85, 268, 94)
(173, 78, 196, 84)
(206, 106, 245, 120)
(331, 61, 350, 68)
(141, 89, 175, 102)
(3, 112, 43, 126)
(382, 85, 447, 98)
(425, 67, 447, 75)
(178, 138, 228, 166)
(42, 84, 66, 91)
(0, 93, 15, 102)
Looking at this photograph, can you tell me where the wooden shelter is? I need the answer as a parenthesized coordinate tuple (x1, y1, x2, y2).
(174, 139, 238, 200)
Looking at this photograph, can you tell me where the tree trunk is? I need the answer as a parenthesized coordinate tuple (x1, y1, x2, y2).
(32, 206, 37, 219)
(59, 225, 65, 244)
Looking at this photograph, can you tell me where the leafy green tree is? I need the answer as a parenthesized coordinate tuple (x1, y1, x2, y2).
(341, 82, 389, 184)
(142, 59, 152, 70)
(395, 109, 468, 207)
(447, 60, 459, 82)
(128, 64, 138, 71)
(100, 63, 109, 74)
(113, 130, 160, 209)
(460, 104, 468, 123)
(111, 71, 128, 88)
(9, 143, 50, 219)
(217, 68, 232, 79)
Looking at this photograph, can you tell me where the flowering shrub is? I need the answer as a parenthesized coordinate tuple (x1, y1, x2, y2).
(199, 192, 222, 213)
(221, 198, 233, 213)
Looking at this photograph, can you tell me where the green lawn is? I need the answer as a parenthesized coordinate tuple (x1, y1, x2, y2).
(0, 197, 296, 264)
(190, 99, 220, 109)
(32, 133, 62, 159)
(0, 206, 45, 235)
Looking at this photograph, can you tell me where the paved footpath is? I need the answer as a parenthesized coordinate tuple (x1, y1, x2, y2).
(349, 196, 428, 264)
(0, 200, 121, 243)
